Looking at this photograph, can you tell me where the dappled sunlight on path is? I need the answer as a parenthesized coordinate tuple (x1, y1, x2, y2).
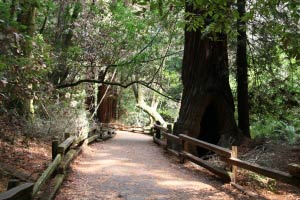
(56, 131, 244, 200)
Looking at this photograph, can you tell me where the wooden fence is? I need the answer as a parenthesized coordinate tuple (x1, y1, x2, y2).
(105, 122, 152, 135)
(0, 126, 116, 200)
(152, 123, 300, 192)
(4, 122, 297, 199)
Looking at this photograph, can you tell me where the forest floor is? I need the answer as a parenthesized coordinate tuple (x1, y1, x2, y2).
(236, 139, 300, 199)
(0, 115, 299, 199)
(0, 115, 51, 192)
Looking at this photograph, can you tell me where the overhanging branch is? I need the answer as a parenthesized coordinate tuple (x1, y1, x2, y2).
(57, 79, 181, 103)
(107, 50, 183, 67)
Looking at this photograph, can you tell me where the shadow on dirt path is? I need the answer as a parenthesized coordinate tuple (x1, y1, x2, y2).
(55, 131, 247, 200)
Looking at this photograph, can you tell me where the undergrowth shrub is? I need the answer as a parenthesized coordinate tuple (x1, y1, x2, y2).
(25, 99, 92, 140)
(251, 116, 300, 144)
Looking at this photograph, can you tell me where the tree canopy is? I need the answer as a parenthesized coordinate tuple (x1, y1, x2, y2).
(0, 0, 299, 144)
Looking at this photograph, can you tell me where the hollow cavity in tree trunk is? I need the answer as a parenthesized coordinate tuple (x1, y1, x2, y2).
(173, 3, 244, 157)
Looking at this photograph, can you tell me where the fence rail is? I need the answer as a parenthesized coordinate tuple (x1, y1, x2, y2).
(152, 122, 300, 190)
(4, 122, 297, 199)
(106, 122, 152, 135)
(179, 134, 232, 158)
(0, 183, 34, 200)
(0, 125, 116, 200)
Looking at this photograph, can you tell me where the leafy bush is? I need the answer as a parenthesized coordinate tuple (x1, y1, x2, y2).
(25, 98, 92, 140)
(251, 117, 300, 144)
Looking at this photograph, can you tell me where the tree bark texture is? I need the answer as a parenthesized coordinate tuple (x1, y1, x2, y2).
(236, 0, 250, 138)
(17, 0, 38, 118)
(17, 0, 37, 56)
(85, 67, 98, 114)
(173, 4, 243, 156)
(50, 1, 81, 85)
(97, 85, 117, 123)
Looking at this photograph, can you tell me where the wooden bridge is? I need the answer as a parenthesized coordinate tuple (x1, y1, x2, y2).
(0, 123, 299, 200)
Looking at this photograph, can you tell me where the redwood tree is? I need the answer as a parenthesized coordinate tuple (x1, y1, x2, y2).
(97, 85, 118, 123)
(236, 0, 250, 138)
(173, 2, 244, 156)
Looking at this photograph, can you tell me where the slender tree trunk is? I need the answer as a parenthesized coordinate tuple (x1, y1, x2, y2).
(49, 1, 82, 85)
(173, 3, 244, 156)
(10, 0, 16, 20)
(39, 15, 47, 34)
(236, 0, 250, 138)
(18, 0, 37, 56)
(62, 1, 81, 49)
(149, 94, 159, 125)
(132, 84, 166, 126)
(17, 0, 38, 119)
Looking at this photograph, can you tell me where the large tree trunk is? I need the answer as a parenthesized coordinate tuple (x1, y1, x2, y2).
(173, 4, 243, 156)
(236, 0, 250, 138)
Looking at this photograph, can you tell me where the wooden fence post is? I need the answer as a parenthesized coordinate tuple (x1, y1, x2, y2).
(52, 140, 59, 161)
(64, 133, 70, 140)
(179, 139, 185, 164)
(167, 124, 172, 133)
(288, 163, 300, 178)
(0, 183, 34, 200)
(166, 124, 172, 149)
(231, 146, 238, 183)
(155, 122, 161, 139)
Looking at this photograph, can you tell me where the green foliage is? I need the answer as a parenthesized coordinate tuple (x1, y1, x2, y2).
(251, 116, 300, 145)
(119, 88, 151, 126)
(247, 172, 277, 192)
(0, 0, 299, 146)
(0, 2, 10, 24)
(25, 91, 92, 139)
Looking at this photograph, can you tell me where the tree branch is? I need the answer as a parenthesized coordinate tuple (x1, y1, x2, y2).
(56, 79, 181, 103)
(107, 50, 183, 67)
(149, 13, 179, 85)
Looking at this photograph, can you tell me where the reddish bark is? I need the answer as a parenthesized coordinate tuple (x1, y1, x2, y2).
(173, 4, 243, 156)
(97, 85, 118, 123)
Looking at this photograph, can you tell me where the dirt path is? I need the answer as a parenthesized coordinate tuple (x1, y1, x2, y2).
(56, 131, 245, 200)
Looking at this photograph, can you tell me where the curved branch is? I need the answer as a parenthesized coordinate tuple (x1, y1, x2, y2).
(56, 79, 181, 103)
(149, 13, 179, 85)
(107, 50, 183, 67)
(132, 27, 162, 60)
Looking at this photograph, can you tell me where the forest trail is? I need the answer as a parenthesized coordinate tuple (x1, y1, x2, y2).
(55, 131, 243, 200)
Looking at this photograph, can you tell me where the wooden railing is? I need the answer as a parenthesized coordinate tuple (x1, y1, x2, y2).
(105, 122, 152, 135)
(152, 122, 300, 190)
(0, 126, 116, 200)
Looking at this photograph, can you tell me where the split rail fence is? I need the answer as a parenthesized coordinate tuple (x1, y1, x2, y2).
(152, 123, 300, 194)
(107, 123, 152, 135)
(3, 122, 299, 199)
(0, 126, 116, 200)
